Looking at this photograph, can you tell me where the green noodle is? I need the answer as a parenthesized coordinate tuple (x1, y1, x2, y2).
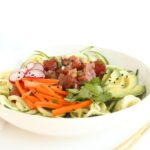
(0, 47, 144, 118)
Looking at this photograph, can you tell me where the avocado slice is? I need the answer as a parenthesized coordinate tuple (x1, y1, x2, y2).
(124, 74, 138, 89)
(101, 68, 113, 85)
(104, 75, 126, 91)
(104, 70, 138, 90)
(107, 85, 146, 98)
(104, 69, 120, 86)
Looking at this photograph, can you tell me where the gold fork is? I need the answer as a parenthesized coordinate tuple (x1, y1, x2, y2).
(113, 122, 150, 150)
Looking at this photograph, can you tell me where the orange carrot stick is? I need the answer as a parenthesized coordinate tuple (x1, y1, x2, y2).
(55, 98, 76, 106)
(51, 86, 68, 96)
(41, 84, 62, 99)
(22, 78, 59, 84)
(37, 93, 73, 105)
(35, 101, 62, 109)
(58, 85, 62, 90)
(37, 93, 56, 101)
(33, 92, 46, 101)
(23, 98, 35, 109)
(15, 80, 26, 95)
(23, 80, 42, 88)
(52, 100, 91, 116)
(35, 85, 52, 96)
(25, 95, 40, 103)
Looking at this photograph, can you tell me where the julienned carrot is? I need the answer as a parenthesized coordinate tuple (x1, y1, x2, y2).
(52, 100, 91, 116)
(27, 86, 64, 104)
(27, 87, 36, 94)
(33, 92, 46, 101)
(58, 85, 62, 90)
(36, 93, 56, 101)
(35, 85, 52, 96)
(35, 101, 62, 109)
(15, 78, 82, 113)
(51, 86, 68, 96)
(37, 92, 74, 105)
(25, 95, 39, 103)
(56, 98, 77, 106)
(23, 98, 35, 109)
(22, 78, 59, 84)
(41, 84, 62, 99)
(23, 80, 45, 88)
(15, 80, 26, 95)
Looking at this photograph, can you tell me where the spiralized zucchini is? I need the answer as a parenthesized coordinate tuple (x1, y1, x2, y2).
(22, 50, 50, 67)
(84, 102, 109, 117)
(0, 47, 145, 118)
(70, 108, 89, 118)
(114, 95, 141, 111)
(0, 71, 12, 96)
(8, 95, 29, 111)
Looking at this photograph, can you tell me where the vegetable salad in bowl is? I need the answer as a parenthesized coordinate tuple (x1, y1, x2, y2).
(0, 46, 146, 118)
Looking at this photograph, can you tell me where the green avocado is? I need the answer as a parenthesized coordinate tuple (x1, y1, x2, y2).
(107, 85, 146, 98)
(103, 68, 145, 98)
(124, 74, 138, 89)
(104, 75, 126, 91)
(101, 68, 113, 85)
(105, 74, 138, 90)
(104, 69, 120, 86)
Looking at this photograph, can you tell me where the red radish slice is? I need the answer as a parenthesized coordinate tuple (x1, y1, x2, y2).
(20, 67, 28, 74)
(26, 62, 35, 70)
(32, 63, 44, 71)
(25, 69, 45, 78)
(9, 71, 25, 83)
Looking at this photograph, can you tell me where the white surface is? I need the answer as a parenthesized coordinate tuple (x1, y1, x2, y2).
(0, 0, 150, 149)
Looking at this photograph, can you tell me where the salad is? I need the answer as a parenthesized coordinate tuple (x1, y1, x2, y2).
(0, 47, 146, 118)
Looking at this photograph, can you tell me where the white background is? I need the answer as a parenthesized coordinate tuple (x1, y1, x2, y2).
(0, 0, 150, 150)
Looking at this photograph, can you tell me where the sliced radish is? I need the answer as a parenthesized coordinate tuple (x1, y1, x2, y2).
(25, 69, 45, 78)
(20, 67, 28, 74)
(32, 63, 44, 71)
(26, 62, 35, 70)
(9, 71, 25, 83)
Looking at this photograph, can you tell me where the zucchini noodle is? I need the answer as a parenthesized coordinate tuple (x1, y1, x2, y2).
(84, 102, 109, 117)
(8, 95, 29, 111)
(0, 47, 146, 118)
(70, 108, 89, 118)
(37, 107, 52, 117)
(22, 50, 50, 66)
(114, 95, 141, 111)
(0, 71, 12, 96)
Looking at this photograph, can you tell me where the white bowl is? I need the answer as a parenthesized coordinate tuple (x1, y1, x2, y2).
(0, 46, 150, 137)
